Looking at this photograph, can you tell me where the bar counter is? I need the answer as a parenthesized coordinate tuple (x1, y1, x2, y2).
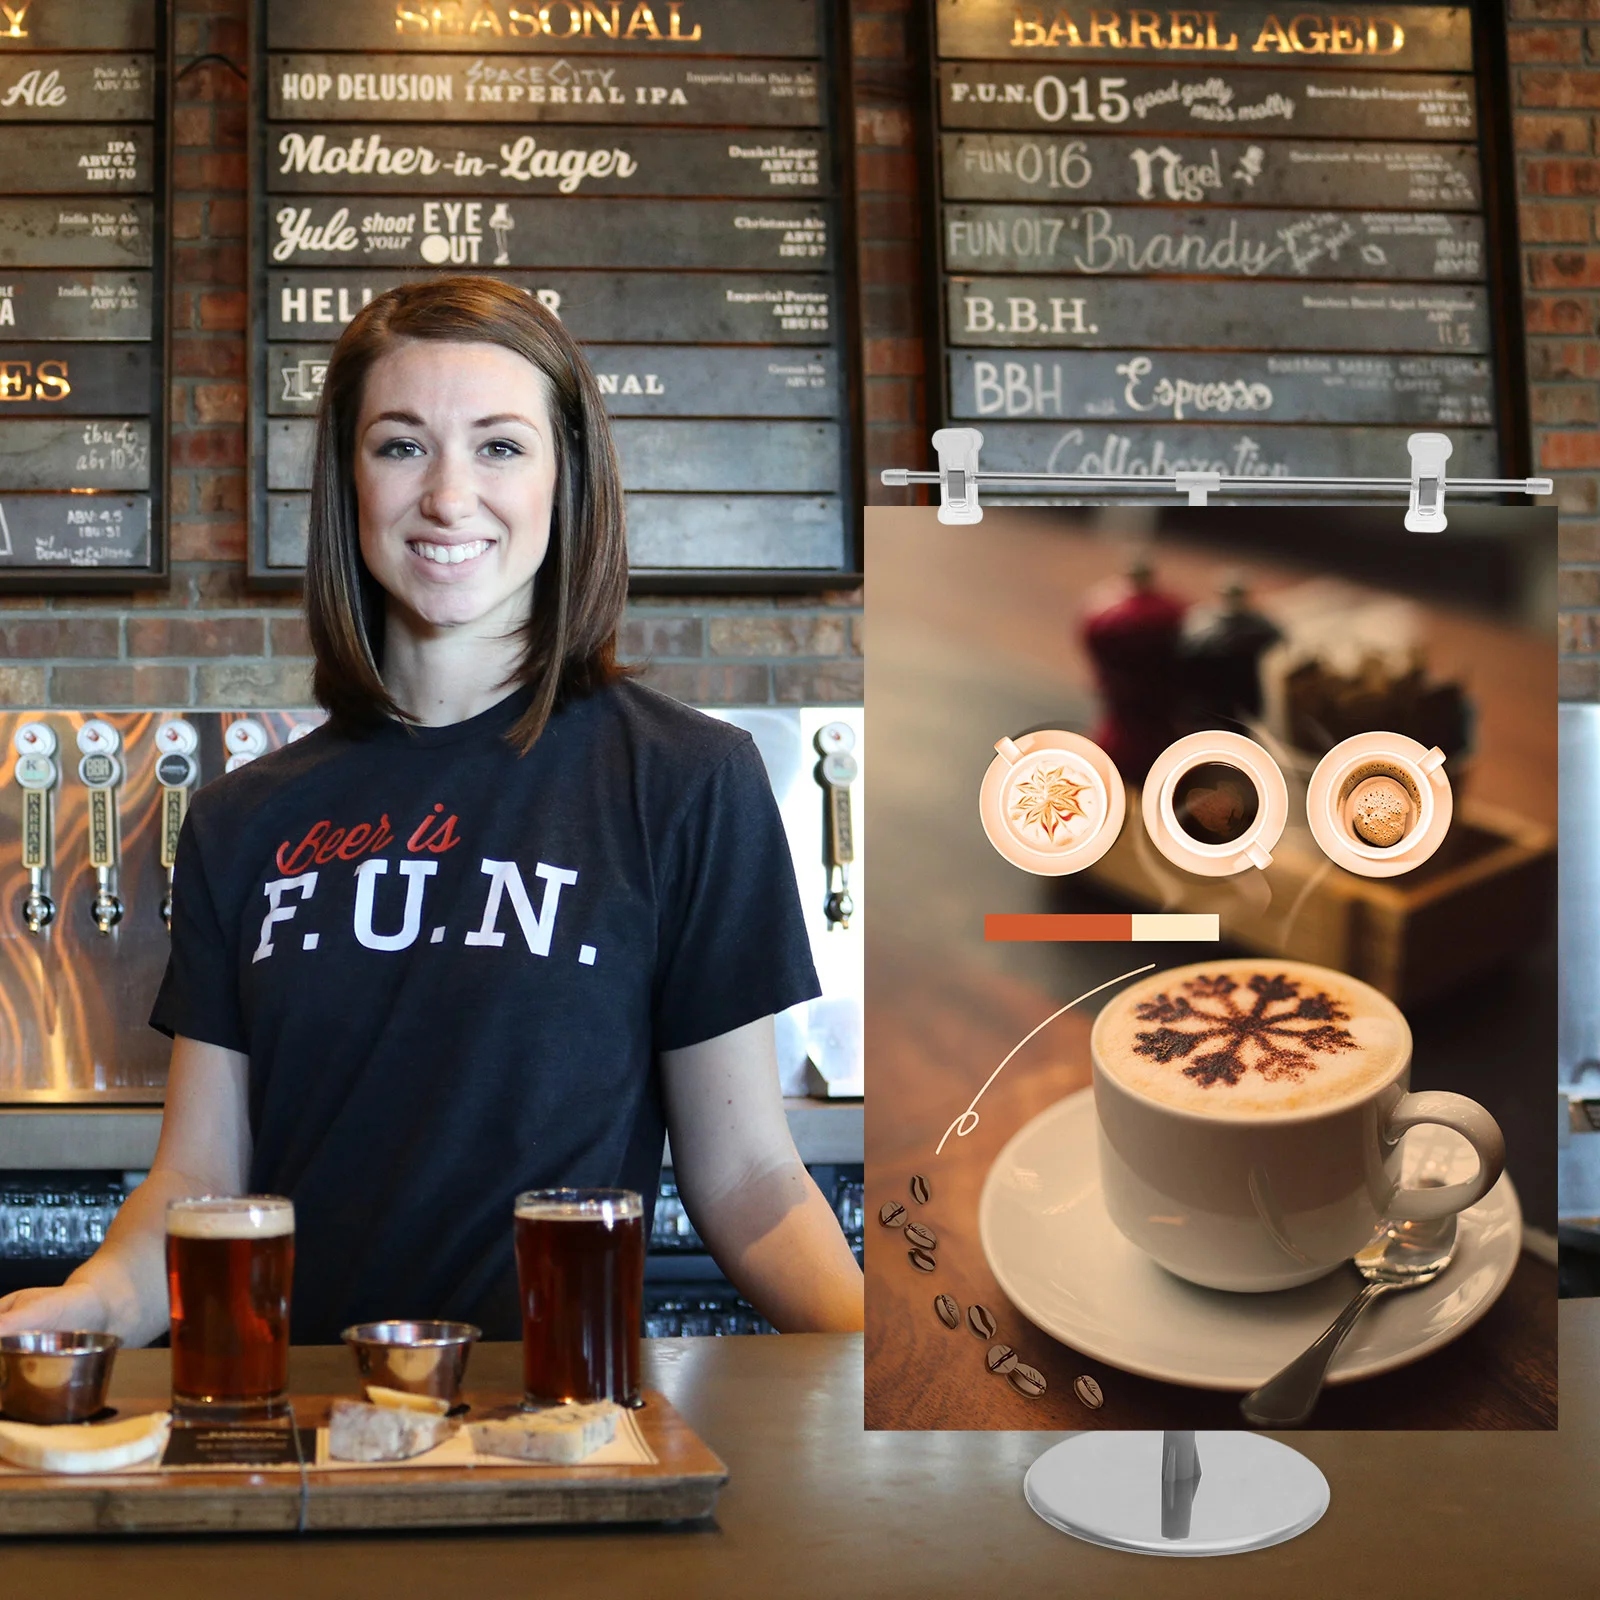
(4, 1318, 1596, 1596)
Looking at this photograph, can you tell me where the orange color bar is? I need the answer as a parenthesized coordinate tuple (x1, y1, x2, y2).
(985, 914, 1131, 941)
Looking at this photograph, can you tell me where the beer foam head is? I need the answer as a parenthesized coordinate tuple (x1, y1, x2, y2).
(166, 1196, 295, 1239)
(514, 1188, 641, 1222)
(1094, 961, 1408, 1118)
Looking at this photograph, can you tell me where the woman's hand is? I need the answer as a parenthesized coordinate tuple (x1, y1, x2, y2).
(0, 1279, 114, 1338)
(661, 1016, 864, 1333)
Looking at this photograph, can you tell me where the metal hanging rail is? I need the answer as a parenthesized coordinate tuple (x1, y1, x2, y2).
(881, 430, 1553, 531)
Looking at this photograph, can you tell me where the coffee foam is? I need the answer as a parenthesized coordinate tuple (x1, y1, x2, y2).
(166, 1199, 295, 1240)
(1094, 961, 1407, 1117)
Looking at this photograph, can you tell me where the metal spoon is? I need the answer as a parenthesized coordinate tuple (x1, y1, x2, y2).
(1239, 1205, 1458, 1428)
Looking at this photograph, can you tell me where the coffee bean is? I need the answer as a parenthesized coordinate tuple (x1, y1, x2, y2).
(1074, 1375, 1104, 1411)
(967, 1304, 997, 1340)
(879, 1201, 907, 1228)
(986, 1343, 1018, 1376)
(1009, 1363, 1047, 1398)
(904, 1222, 937, 1252)
(934, 1294, 960, 1329)
(910, 1174, 930, 1205)
(908, 1248, 936, 1273)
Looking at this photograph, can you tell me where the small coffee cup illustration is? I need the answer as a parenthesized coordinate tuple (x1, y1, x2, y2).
(1305, 732, 1452, 878)
(1142, 731, 1288, 877)
(979, 730, 1125, 876)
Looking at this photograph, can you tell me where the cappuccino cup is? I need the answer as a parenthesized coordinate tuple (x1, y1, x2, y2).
(1091, 959, 1504, 1292)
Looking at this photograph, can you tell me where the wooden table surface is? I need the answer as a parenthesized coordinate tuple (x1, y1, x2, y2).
(2, 1324, 1597, 1598)
(863, 510, 1557, 1430)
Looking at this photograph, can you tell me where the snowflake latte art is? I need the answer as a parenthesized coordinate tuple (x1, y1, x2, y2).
(1093, 960, 1408, 1117)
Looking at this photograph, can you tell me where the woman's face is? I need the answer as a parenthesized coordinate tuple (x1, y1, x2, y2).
(353, 338, 558, 639)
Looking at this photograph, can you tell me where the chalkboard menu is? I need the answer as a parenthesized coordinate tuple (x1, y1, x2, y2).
(249, 0, 857, 588)
(0, 4, 167, 589)
(924, 1, 1521, 489)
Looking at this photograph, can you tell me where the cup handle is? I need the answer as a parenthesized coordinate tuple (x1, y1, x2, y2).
(1382, 1090, 1505, 1221)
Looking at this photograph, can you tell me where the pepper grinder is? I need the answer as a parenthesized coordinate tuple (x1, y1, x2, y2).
(1178, 576, 1282, 730)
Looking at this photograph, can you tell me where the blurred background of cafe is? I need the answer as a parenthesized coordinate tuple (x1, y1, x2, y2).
(0, 0, 1596, 1307)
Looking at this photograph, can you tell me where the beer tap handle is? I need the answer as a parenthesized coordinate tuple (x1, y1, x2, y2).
(223, 717, 268, 773)
(13, 721, 58, 934)
(814, 722, 858, 932)
(76, 719, 124, 936)
(154, 719, 200, 933)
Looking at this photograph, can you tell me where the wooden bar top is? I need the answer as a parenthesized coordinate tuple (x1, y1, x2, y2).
(0, 1325, 1595, 1594)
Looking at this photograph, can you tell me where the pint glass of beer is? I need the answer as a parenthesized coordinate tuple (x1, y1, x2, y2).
(166, 1195, 295, 1419)
(514, 1189, 643, 1409)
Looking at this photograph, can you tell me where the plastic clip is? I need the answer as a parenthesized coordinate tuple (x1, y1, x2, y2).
(932, 428, 984, 525)
(1405, 432, 1452, 533)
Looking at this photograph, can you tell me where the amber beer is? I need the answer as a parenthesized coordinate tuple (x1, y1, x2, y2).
(514, 1189, 643, 1408)
(166, 1196, 295, 1418)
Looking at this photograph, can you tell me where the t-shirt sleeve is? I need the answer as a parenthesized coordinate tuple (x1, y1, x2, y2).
(148, 802, 248, 1051)
(652, 734, 822, 1052)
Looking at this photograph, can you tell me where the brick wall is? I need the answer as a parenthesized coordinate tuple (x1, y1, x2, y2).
(0, 0, 880, 714)
(1516, 1, 1600, 697)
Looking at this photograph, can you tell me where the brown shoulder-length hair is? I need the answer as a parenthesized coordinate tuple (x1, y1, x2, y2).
(304, 276, 628, 753)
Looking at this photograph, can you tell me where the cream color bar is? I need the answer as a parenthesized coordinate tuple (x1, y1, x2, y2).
(984, 914, 1219, 942)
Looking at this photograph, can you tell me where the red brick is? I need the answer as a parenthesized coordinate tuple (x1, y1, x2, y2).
(198, 471, 247, 515)
(859, 193, 920, 243)
(1510, 25, 1587, 61)
(1544, 431, 1600, 467)
(1514, 112, 1595, 150)
(175, 56, 248, 104)
(1560, 657, 1600, 699)
(1553, 473, 1600, 512)
(864, 337, 924, 378)
(864, 424, 931, 479)
(194, 568, 303, 609)
(128, 616, 263, 659)
(208, 197, 249, 239)
(1562, 521, 1600, 559)
(1532, 383, 1600, 423)
(170, 519, 247, 561)
(856, 106, 914, 148)
(269, 616, 314, 657)
(172, 105, 213, 147)
(630, 662, 769, 704)
(166, 474, 194, 516)
(618, 614, 704, 659)
(171, 429, 245, 469)
(775, 587, 862, 610)
(1519, 201, 1595, 241)
(0, 618, 119, 658)
(204, 15, 249, 63)
(1520, 71, 1600, 109)
(860, 238, 919, 287)
(1529, 248, 1600, 285)
(1512, 0, 1600, 15)
(173, 151, 248, 191)
(865, 376, 914, 424)
(1560, 565, 1600, 604)
(773, 661, 863, 703)
(0, 665, 46, 704)
(174, 243, 246, 288)
(1530, 338, 1600, 378)
(1522, 293, 1597, 332)
(170, 199, 204, 241)
(171, 289, 197, 330)
(197, 661, 315, 709)
(174, 14, 205, 56)
(857, 150, 917, 194)
(1561, 609, 1600, 652)
(172, 335, 245, 378)
(52, 664, 191, 707)
(862, 284, 919, 337)
(852, 16, 906, 58)
(707, 615, 849, 657)
(215, 105, 247, 150)
(198, 291, 247, 331)
(193, 382, 247, 424)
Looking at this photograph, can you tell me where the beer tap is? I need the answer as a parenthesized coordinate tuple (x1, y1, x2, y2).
(76, 719, 124, 935)
(223, 718, 268, 773)
(13, 720, 58, 934)
(814, 721, 857, 931)
(154, 718, 200, 932)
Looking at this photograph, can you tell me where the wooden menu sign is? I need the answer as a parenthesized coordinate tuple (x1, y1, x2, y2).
(249, 0, 857, 586)
(0, 0, 168, 589)
(922, 0, 1514, 488)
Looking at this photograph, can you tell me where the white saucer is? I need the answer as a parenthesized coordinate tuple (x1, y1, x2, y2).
(978, 1087, 1522, 1390)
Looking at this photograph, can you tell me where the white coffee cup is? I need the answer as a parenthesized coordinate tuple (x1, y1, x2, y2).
(1090, 959, 1504, 1292)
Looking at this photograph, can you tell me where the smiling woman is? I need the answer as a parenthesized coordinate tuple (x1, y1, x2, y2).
(0, 278, 864, 1350)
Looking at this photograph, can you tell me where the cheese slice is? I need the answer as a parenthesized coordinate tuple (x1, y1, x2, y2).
(364, 1384, 451, 1415)
(467, 1402, 620, 1465)
(0, 1411, 171, 1474)
(328, 1399, 456, 1462)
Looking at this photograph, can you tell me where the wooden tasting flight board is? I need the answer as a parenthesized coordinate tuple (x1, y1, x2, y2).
(0, 1389, 728, 1535)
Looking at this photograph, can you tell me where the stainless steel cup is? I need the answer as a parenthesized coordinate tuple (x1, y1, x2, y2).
(0, 1331, 121, 1424)
(340, 1320, 479, 1406)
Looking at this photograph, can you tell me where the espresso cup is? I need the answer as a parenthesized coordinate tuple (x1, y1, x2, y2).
(1090, 959, 1504, 1292)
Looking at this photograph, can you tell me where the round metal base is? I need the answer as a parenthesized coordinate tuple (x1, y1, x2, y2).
(1024, 1432, 1329, 1557)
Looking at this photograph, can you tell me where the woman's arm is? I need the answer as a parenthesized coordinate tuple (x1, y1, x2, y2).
(661, 1015, 863, 1333)
(0, 1036, 251, 1346)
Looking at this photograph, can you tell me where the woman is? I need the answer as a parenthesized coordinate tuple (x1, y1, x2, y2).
(0, 278, 863, 1345)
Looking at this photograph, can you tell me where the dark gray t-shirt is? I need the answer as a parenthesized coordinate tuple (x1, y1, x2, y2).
(150, 679, 820, 1341)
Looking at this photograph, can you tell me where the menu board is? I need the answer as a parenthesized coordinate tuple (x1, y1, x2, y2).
(249, 0, 856, 587)
(0, 4, 167, 588)
(924, 2, 1512, 487)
